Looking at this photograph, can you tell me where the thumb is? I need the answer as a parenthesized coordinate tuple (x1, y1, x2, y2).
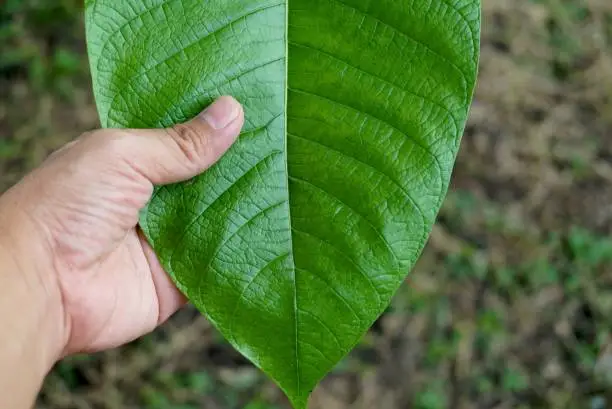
(125, 96, 244, 185)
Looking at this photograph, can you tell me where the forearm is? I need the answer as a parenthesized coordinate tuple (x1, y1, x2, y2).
(0, 192, 66, 408)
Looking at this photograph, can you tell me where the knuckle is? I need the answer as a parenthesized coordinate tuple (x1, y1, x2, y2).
(78, 130, 96, 140)
(167, 124, 211, 164)
(80, 129, 129, 155)
(71, 131, 136, 174)
(90, 131, 137, 161)
(103, 133, 131, 155)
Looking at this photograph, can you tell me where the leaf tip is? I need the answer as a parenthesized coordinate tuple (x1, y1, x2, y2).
(288, 395, 309, 409)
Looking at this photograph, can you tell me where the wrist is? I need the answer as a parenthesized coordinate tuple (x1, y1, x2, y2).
(0, 241, 67, 358)
(0, 197, 69, 405)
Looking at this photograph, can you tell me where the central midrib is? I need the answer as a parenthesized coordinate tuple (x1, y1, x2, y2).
(283, 0, 302, 400)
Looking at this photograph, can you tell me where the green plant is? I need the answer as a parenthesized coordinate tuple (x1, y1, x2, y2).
(84, 1, 481, 407)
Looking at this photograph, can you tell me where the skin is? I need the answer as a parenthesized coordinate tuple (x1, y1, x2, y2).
(0, 96, 244, 409)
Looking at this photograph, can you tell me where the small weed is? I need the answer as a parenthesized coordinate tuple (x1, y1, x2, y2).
(502, 366, 529, 392)
(415, 381, 448, 409)
(565, 227, 612, 267)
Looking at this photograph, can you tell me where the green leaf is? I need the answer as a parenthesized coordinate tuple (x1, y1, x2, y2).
(85, 1, 480, 407)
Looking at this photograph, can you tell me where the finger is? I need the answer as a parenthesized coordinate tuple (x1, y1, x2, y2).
(138, 229, 188, 324)
(125, 96, 244, 185)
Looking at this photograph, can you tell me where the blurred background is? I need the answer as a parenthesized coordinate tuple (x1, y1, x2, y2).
(2, 0, 612, 408)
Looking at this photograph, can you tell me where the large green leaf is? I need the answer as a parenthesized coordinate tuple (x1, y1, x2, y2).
(85, 1, 480, 407)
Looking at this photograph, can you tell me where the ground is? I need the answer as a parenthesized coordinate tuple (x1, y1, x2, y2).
(2, 0, 612, 408)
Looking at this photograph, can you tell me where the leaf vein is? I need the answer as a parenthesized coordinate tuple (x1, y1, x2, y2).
(295, 268, 361, 323)
(288, 40, 459, 130)
(288, 175, 402, 266)
(287, 131, 427, 240)
(291, 228, 382, 307)
(298, 309, 343, 352)
(288, 87, 442, 174)
(228, 252, 291, 344)
(166, 150, 283, 273)
(329, 0, 469, 83)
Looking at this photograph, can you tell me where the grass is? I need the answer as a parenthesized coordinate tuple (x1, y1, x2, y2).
(2, 0, 612, 408)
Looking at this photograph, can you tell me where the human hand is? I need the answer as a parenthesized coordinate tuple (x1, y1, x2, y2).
(0, 96, 243, 366)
